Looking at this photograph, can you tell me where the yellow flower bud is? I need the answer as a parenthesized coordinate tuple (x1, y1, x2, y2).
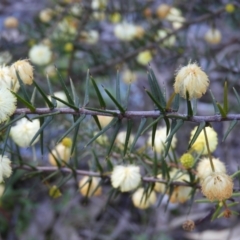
(61, 137, 72, 148)
(136, 51, 153, 65)
(225, 4, 235, 13)
(180, 153, 194, 169)
(204, 28, 221, 45)
(174, 63, 209, 99)
(64, 42, 74, 52)
(49, 185, 62, 198)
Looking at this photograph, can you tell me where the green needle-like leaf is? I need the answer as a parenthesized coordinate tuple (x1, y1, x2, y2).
(93, 115, 102, 130)
(103, 87, 125, 113)
(124, 82, 131, 110)
(92, 150, 103, 173)
(51, 96, 79, 111)
(46, 75, 56, 108)
(209, 90, 220, 114)
(71, 115, 82, 154)
(70, 78, 80, 107)
(106, 119, 121, 156)
(83, 70, 90, 107)
(151, 121, 158, 148)
(186, 91, 193, 117)
(33, 80, 54, 109)
(85, 107, 118, 117)
(56, 67, 75, 106)
(217, 103, 226, 118)
(11, 91, 36, 112)
(124, 119, 133, 156)
(144, 88, 165, 113)
(57, 114, 86, 143)
(15, 70, 31, 103)
(148, 67, 166, 107)
(1, 124, 11, 156)
(91, 77, 106, 109)
(233, 87, 240, 111)
(223, 81, 228, 114)
(130, 118, 147, 153)
(29, 116, 53, 146)
(116, 70, 121, 103)
(142, 116, 164, 135)
(172, 93, 180, 112)
(85, 118, 118, 147)
(188, 122, 206, 149)
(222, 119, 238, 142)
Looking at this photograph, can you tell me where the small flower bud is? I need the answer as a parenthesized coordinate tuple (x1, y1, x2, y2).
(156, 4, 171, 19)
(225, 4, 235, 13)
(79, 176, 102, 197)
(180, 153, 194, 169)
(204, 28, 221, 45)
(136, 51, 153, 65)
(132, 188, 157, 209)
(4, 17, 19, 28)
(201, 172, 233, 201)
(11, 59, 34, 85)
(174, 63, 209, 99)
(49, 185, 62, 198)
(182, 220, 195, 231)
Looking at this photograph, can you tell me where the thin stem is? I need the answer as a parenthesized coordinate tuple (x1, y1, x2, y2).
(203, 127, 215, 172)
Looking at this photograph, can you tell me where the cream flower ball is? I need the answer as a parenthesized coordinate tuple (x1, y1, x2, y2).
(11, 59, 34, 85)
(147, 126, 177, 154)
(197, 157, 226, 180)
(111, 165, 141, 192)
(201, 172, 233, 201)
(154, 174, 166, 193)
(0, 87, 17, 123)
(132, 188, 157, 209)
(189, 126, 218, 155)
(47, 91, 68, 108)
(204, 28, 221, 45)
(79, 176, 102, 197)
(114, 22, 137, 41)
(174, 63, 209, 99)
(0, 65, 19, 92)
(156, 30, 176, 47)
(115, 131, 134, 148)
(29, 44, 52, 66)
(136, 51, 153, 65)
(156, 4, 171, 19)
(0, 155, 12, 183)
(10, 118, 40, 147)
(39, 8, 53, 23)
(97, 115, 113, 128)
(48, 138, 72, 166)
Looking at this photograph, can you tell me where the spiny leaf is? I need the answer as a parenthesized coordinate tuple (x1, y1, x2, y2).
(11, 91, 36, 112)
(106, 119, 121, 156)
(103, 87, 125, 113)
(223, 81, 228, 114)
(46, 75, 56, 107)
(222, 119, 238, 142)
(31, 111, 60, 119)
(85, 107, 118, 117)
(57, 114, 86, 144)
(124, 119, 133, 156)
(142, 116, 164, 135)
(33, 80, 54, 109)
(233, 87, 240, 111)
(188, 122, 206, 149)
(124, 82, 131, 110)
(172, 93, 180, 112)
(55, 67, 75, 105)
(15, 70, 31, 102)
(130, 118, 147, 153)
(217, 103, 226, 118)
(0, 113, 25, 132)
(51, 96, 79, 111)
(186, 91, 193, 117)
(93, 115, 102, 130)
(83, 70, 90, 107)
(144, 88, 165, 113)
(29, 116, 53, 146)
(91, 77, 106, 109)
(70, 78, 80, 107)
(166, 92, 176, 110)
(148, 67, 166, 107)
(209, 90, 220, 114)
(85, 118, 118, 147)
(115, 70, 121, 103)
(71, 115, 82, 154)
(1, 124, 11, 156)
(92, 150, 103, 173)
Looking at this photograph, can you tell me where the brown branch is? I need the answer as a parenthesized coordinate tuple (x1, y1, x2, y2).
(15, 165, 200, 188)
(13, 107, 240, 122)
